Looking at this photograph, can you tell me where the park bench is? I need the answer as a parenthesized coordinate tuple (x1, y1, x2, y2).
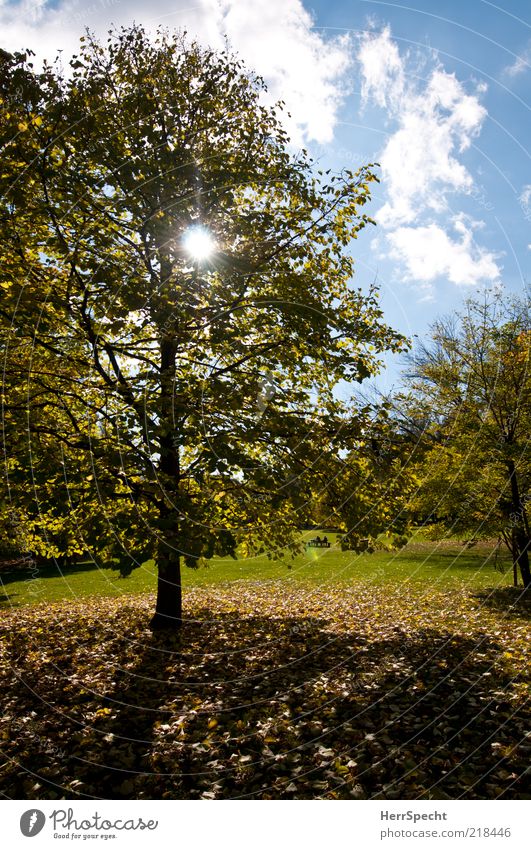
(306, 538, 331, 549)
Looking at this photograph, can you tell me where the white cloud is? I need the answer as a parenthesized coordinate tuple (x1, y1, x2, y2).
(358, 25, 405, 110)
(358, 29, 487, 228)
(504, 41, 531, 77)
(357, 27, 499, 290)
(520, 185, 531, 207)
(219, 1, 351, 143)
(0, 0, 351, 144)
(387, 217, 501, 286)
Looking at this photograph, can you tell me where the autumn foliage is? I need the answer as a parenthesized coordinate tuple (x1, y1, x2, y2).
(1, 584, 528, 799)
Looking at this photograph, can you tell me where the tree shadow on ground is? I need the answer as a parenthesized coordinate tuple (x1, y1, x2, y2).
(473, 587, 531, 621)
(0, 591, 18, 604)
(0, 560, 106, 586)
(398, 549, 505, 567)
(2, 607, 527, 801)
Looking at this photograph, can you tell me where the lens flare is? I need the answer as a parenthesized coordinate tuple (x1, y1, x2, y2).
(183, 226, 216, 261)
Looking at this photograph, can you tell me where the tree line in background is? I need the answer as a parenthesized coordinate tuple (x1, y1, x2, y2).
(0, 27, 529, 634)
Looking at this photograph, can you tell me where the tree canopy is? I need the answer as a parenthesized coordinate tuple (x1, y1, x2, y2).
(394, 291, 531, 587)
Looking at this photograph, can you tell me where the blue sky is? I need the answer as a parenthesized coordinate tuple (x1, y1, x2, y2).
(1, 0, 529, 385)
(307, 1, 531, 380)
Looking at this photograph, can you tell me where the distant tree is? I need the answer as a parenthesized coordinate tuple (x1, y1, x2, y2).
(307, 404, 416, 551)
(0, 28, 406, 627)
(396, 291, 531, 587)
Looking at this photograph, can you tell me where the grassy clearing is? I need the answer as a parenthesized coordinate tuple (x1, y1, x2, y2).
(0, 535, 515, 610)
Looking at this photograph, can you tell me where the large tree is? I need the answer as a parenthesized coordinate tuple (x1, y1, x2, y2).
(396, 291, 531, 587)
(1, 28, 405, 628)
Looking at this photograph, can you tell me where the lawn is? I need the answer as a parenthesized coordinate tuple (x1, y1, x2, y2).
(0, 535, 528, 800)
(0, 534, 516, 609)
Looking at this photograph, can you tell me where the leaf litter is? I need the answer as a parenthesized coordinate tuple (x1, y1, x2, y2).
(0, 582, 529, 799)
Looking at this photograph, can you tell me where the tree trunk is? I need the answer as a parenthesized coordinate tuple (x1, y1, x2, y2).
(150, 545, 182, 630)
(510, 529, 519, 587)
(507, 461, 531, 588)
(514, 532, 531, 588)
(150, 316, 183, 629)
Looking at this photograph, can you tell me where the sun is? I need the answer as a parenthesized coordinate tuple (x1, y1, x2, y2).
(182, 226, 216, 261)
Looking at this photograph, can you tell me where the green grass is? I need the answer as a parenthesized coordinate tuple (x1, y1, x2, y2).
(0, 532, 514, 609)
